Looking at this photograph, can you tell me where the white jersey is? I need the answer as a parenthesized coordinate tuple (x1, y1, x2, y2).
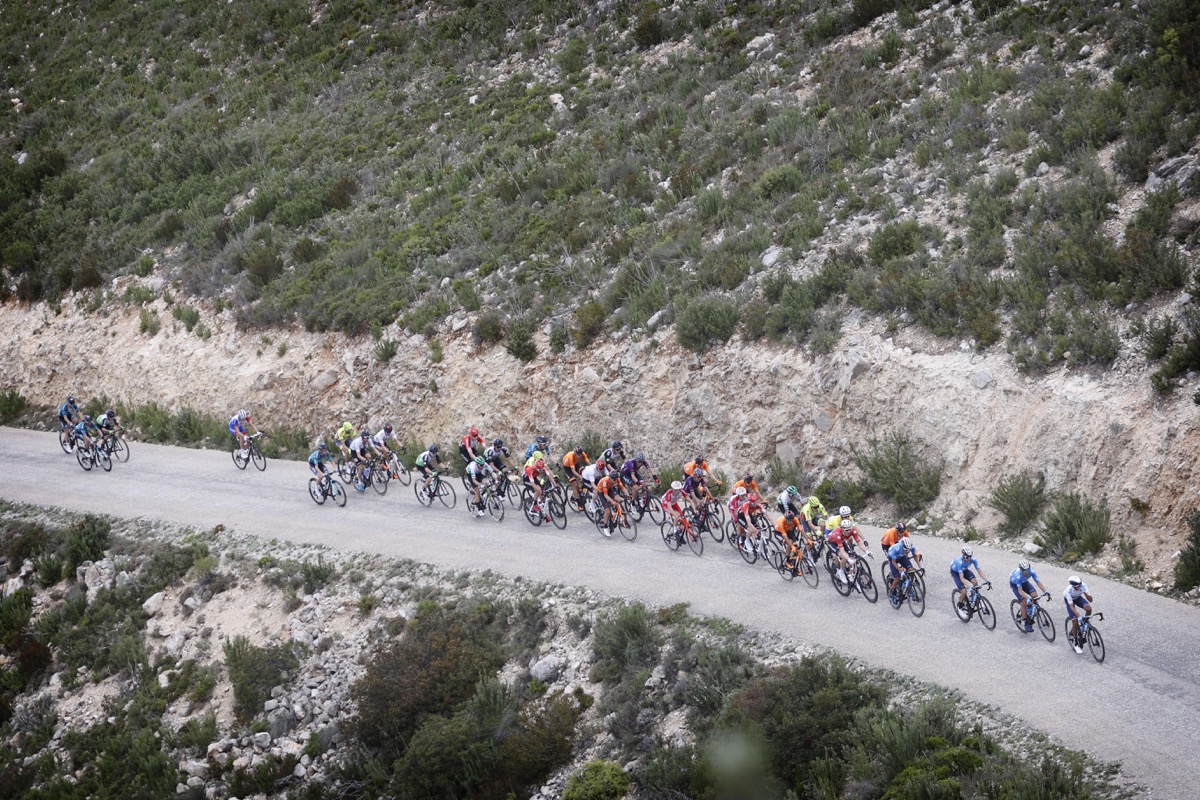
(777, 490, 792, 508)
(349, 435, 368, 455)
(581, 463, 601, 484)
(371, 430, 394, 449)
(1063, 583, 1090, 603)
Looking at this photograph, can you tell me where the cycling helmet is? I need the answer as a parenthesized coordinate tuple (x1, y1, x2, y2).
(384, 423, 393, 434)
(896, 521, 907, 532)
(1068, 575, 1083, 586)
(839, 505, 852, 517)
(635, 451, 645, 462)
(105, 408, 115, 418)
(318, 442, 329, 452)
(786, 485, 798, 496)
(470, 427, 479, 436)
(475, 456, 486, 465)
(901, 536, 914, 552)
(536, 434, 548, 445)
(361, 428, 371, 439)
(67, 395, 75, 404)
(743, 473, 753, 483)
(696, 453, 705, 462)
(493, 437, 504, 447)
(238, 408, 248, 421)
(961, 546, 973, 558)
(670, 480, 683, 491)
(596, 459, 607, 470)
(840, 519, 853, 530)
(785, 510, 796, 520)
(694, 467, 707, 478)
(574, 446, 584, 456)
(735, 486, 747, 497)
(531, 450, 544, 462)
(1018, 559, 1031, 572)
(535, 458, 546, 469)
(83, 415, 93, 423)
(808, 495, 819, 505)
(611, 440, 622, 450)
(429, 444, 439, 453)
(607, 468, 619, 478)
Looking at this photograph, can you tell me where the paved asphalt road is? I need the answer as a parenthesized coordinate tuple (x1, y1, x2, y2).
(4, 427, 1198, 799)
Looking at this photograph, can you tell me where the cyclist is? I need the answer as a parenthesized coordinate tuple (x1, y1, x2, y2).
(799, 494, 827, 540)
(824, 505, 854, 535)
(580, 458, 605, 505)
(777, 511, 808, 571)
(308, 442, 335, 486)
(1009, 559, 1049, 633)
(57, 395, 81, 435)
(732, 473, 760, 496)
(228, 409, 259, 459)
(562, 446, 591, 503)
(465, 455, 496, 517)
(682, 466, 713, 514)
(1063, 576, 1095, 654)
(348, 427, 378, 491)
(828, 518, 870, 586)
(72, 415, 101, 451)
(776, 485, 802, 516)
(881, 521, 922, 565)
(595, 467, 624, 536)
(728, 486, 754, 543)
(683, 453, 710, 478)
(620, 451, 657, 496)
(95, 407, 122, 432)
(486, 438, 515, 471)
(371, 423, 402, 458)
(524, 457, 554, 505)
(524, 434, 550, 461)
(334, 420, 357, 460)
(885, 535, 919, 601)
(661, 480, 688, 537)
(459, 426, 486, 463)
(415, 444, 445, 498)
(602, 440, 626, 466)
(950, 546, 990, 609)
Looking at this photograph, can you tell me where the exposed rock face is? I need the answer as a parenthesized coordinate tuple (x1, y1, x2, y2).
(2, 298, 1197, 570)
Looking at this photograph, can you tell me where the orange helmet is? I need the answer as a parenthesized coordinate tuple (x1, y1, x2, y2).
(469, 426, 479, 436)
(535, 458, 546, 469)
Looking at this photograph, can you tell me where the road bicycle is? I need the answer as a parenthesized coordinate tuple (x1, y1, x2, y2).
(382, 450, 411, 485)
(660, 510, 703, 556)
(495, 470, 523, 508)
(308, 472, 347, 507)
(887, 566, 927, 617)
(1010, 592, 1055, 642)
(358, 457, 388, 495)
(779, 536, 820, 588)
(594, 496, 637, 541)
(59, 422, 78, 454)
(232, 432, 266, 471)
(952, 582, 996, 630)
(467, 480, 505, 522)
(522, 484, 567, 529)
(75, 440, 112, 473)
(99, 428, 130, 463)
(414, 469, 457, 508)
(1064, 612, 1105, 663)
(829, 543, 878, 603)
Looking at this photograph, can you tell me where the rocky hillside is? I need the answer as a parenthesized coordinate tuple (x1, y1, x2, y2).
(0, 504, 1131, 800)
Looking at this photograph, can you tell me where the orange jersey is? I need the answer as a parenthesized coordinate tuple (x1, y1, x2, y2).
(683, 459, 710, 477)
(733, 479, 760, 495)
(880, 528, 903, 550)
(596, 476, 618, 496)
(775, 516, 801, 537)
(563, 450, 589, 470)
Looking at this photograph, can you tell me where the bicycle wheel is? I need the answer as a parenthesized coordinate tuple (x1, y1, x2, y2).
(618, 512, 637, 542)
(686, 524, 703, 556)
(953, 590, 971, 622)
(505, 478, 522, 508)
(112, 435, 130, 462)
(583, 495, 601, 523)
(60, 430, 74, 454)
(414, 478, 435, 506)
(703, 513, 724, 544)
(762, 536, 785, 571)
(907, 577, 925, 617)
(800, 552, 820, 588)
(549, 497, 567, 530)
(832, 564, 852, 596)
(738, 533, 758, 565)
(1087, 625, 1105, 663)
(436, 479, 456, 508)
(660, 520, 681, 551)
(232, 444, 248, 470)
(337, 458, 353, 484)
(523, 490, 543, 526)
(977, 596, 997, 630)
(486, 492, 505, 522)
(251, 443, 266, 471)
(77, 445, 94, 471)
(1009, 600, 1026, 631)
(309, 478, 326, 505)
(330, 481, 347, 507)
(1036, 607, 1056, 642)
(393, 458, 411, 486)
(857, 561, 879, 604)
(371, 468, 388, 495)
(644, 496, 666, 526)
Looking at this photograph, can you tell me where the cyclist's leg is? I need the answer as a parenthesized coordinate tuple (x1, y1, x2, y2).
(951, 570, 968, 605)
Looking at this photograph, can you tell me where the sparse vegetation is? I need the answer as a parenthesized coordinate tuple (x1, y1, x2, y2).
(988, 471, 1049, 538)
(1174, 510, 1200, 591)
(852, 432, 942, 514)
(1036, 492, 1113, 561)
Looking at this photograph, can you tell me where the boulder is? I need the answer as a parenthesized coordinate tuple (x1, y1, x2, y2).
(972, 369, 994, 390)
(311, 370, 339, 391)
(530, 655, 567, 683)
(1022, 541, 1042, 556)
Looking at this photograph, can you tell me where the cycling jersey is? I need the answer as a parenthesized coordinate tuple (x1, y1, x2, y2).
(371, 430, 395, 449)
(349, 436, 370, 456)
(800, 499, 827, 522)
(602, 448, 624, 466)
(682, 474, 705, 495)
(308, 450, 333, 467)
(880, 528, 903, 550)
(1063, 583, 1090, 603)
(415, 449, 439, 468)
(486, 445, 509, 461)
(620, 458, 647, 481)
(595, 475, 618, 497)
(524, 465, 550, 484)
(72, 420, 93, 438)
(683, 459, 709, 477)
(886, 542, 910, 561)
(775, 516, 801, 540)
(525, 442, 550, 460)
(950, 555, 979, 575)
(95, 412, 118, 429)
(228, 415, 246, 435)
(466, 461, 491, 481)
(335, 423, 356, 443)
(661, 488, 685, 511)
(732, 479, 759, 495)
(580, 463, 602, 484)
(1009, 568, 1040, 586)
(563, 450, 589, 471)
(58, 401, 79, 420)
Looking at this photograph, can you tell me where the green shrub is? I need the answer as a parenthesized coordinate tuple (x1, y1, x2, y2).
(1142, 316, 1180, 361)
(36, 553, 64, 587)
(474, 310, 506, 345)
(988, 471, 1047, 538)
(573, 301, 607, 348)
(179, 711, 219, 756)
(0, 588, 34, 646)
(675, 295, 739, 353)
(172, 304, 201, 332)
(138, 307, 161, 336)
(591, 603, 662, 683)
(1036, 492, 1111, 560)
(374, 338, 399, 362)
(563, 760, 631, 800)
(223, 635, 299, 720)
(65, 515, 111, 573)
(558, 37, 588, 75)
(0, 390, 27, 423)
(851, 433, 942, 514)
(506, 317, 539, 362)
(1174, 510, 1200, 591)
(299, 556, 336, 593)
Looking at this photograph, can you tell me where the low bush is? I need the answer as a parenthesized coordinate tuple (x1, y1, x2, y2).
(506, 317, 539, 362)
(172, 304, 201, 332)
(474, 309, 505, 345)
(988, 470, 1048, 538)
(1173, 509, 1200, 591)
(138, 307, 161, 336)
(573, 301, 607, 348)
(675, 295, 739, 354)
(851, 433, 942, 514)
(563, 760, 630, 800)
(374, 338, 398, 362)
(591, 603, 662, 683)
(0, 390, 27, 423)
(223, 635, 300, 720)
(65, 515, 111, 573)
(1036, 492, 1112, 560)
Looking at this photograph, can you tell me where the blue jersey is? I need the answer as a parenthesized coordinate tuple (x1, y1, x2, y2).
(886, 542, 908, 561)
(228, 415, 245, 435)
(58, 401, 78, 418)
(308, 450, 332, 467)
(1010, 567, 1039, 586)
(73, 420, 95, 437)
(951, 556, 979, 574)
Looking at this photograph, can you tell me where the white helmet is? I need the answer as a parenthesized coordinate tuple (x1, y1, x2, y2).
(840, 519, 853, 530)
(839, 505, 851, 517)
(901, 536, 914, 552)
(237, 408, 248, 421)
(670, 480, 683, 491)
(735, 486, 747, 497)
